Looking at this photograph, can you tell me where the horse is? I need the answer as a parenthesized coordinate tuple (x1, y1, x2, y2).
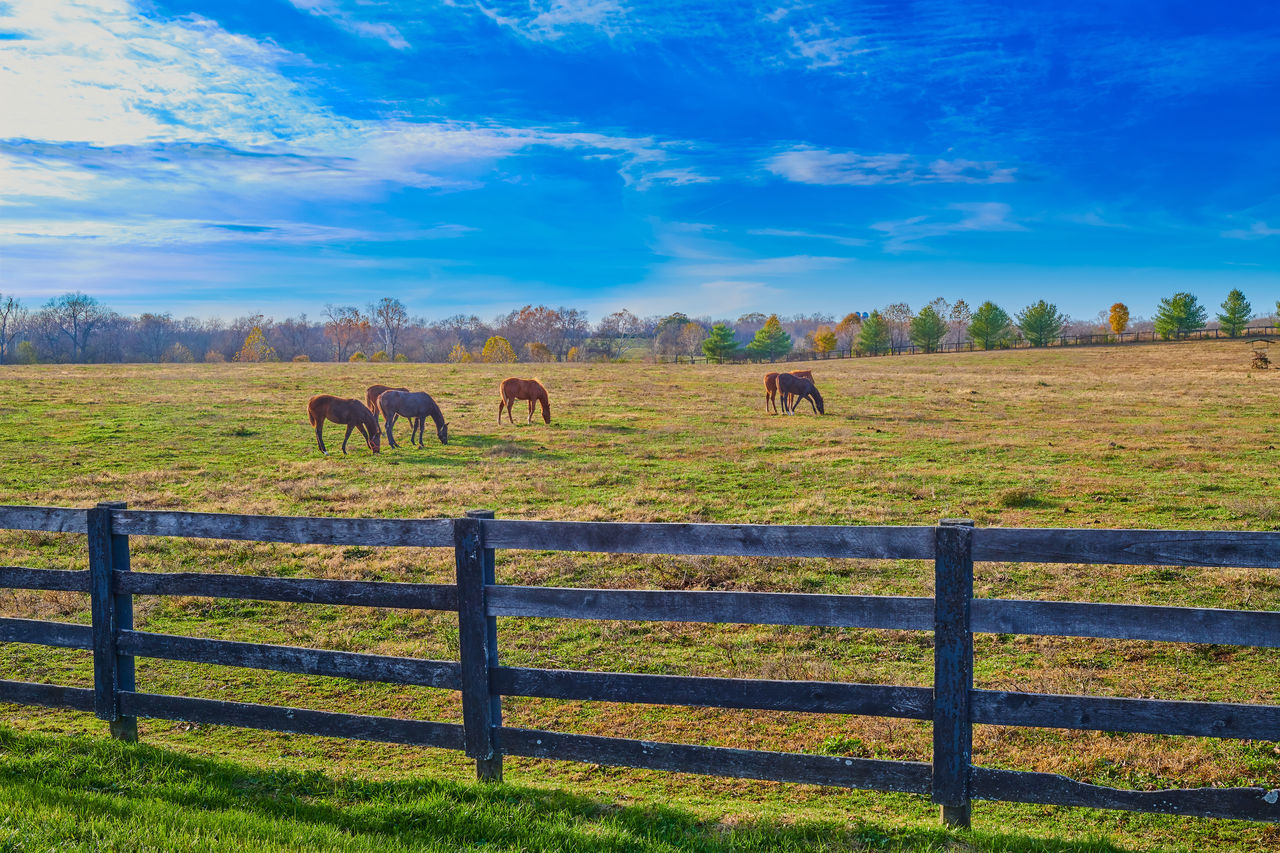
(498, 377, 550, 425)
(777, 372, 824, 415)
(764, 369, 817, 414)
(365, 384, 408, 431)
(377, 389, 448, 448)
(307, 395, 381, 455)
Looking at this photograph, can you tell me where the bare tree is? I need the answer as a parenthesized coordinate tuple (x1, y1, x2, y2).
(324, 305, 371, 361)
(882, 303, 913, 350)
(133, 313, 175, 362)
(40, 292, 112, 362)
(370, 297, 408, 358)
(0, 294, 27, 364)
(948, 299, 972, 347)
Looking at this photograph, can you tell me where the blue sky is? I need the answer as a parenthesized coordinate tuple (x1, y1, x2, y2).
(1, 0, 1278, 322)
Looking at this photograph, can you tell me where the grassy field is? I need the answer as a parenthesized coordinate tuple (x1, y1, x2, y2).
(0, 339, 1277, 852)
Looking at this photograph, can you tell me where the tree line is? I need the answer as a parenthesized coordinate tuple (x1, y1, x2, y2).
(0, 290, 1273, 365)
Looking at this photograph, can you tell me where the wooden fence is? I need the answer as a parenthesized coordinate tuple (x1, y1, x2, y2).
(0, 503, 1277, 827)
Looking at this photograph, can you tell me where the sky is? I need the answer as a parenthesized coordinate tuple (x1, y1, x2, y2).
(1, 0, 1278, 322)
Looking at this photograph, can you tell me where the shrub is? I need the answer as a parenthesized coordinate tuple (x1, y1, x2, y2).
(481, 336, 517, 363)
(15, 341, 38, 364)
(161, 343, 195, 363)
(292, 354, 310, 362)
(371, 350, 390, 362)
(447, 343, 474, 363)
(203, 349, 226, 363)
(394, 353, 409, 362)
(349, 351, 367, 362)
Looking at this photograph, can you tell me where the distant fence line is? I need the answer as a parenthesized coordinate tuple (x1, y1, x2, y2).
(662, 323, 1280, 365)
(0, 504, 1277, 827)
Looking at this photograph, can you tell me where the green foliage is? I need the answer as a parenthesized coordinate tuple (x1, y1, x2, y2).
(1153, 292, 1208, 339)
(856, 311, 891, 355)
(1016, 300, 1066, 347)
(14, 340, 37, 364)
(348, 351, 368, 362)
(968, 301, 1012, 350)
(745, 314, 792, 360)
(1216, 289, 1252, 337)
(700, 322, 740, 363)
(908, 305, 948, 352)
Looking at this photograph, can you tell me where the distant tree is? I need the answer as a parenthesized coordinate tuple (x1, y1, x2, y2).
(323, 305, 371, 361)
(968, 301, 1013, 350)
(565, 346, 581, 362)
(369, 297, 409, 358)
(41, 292, 112, 362)
(835, 313, 862, 351)
(15, 341, 38, 364)
(857, 311, 891, 355)
(349, 351, 367, 362)
(594, 309, 641, 359)
(203, 349, 226, 363)
(447, 343, 473, 363)
(1153, 292, 1208, 340)
(1016, 300, 1066, 347)
(813, 325, 837, 354)
(234, 326, 277, 362)
(678, 322, 706, 359)
(525, 341, 554, 362)
(948, 299, 972, 346)
(1216, 289, 1252, 337)
(161, 342, 194, 363)
(909, 305, 948, 352)
(0, 294, 27, 364)
(370, 350, 390, 362)
(134, 312, 175, 362)
(481, 335, 517, 363)
(1108, 303, 1130, 334)
(653, 313, 691, 360)
(745, 314, 792, 361)
(701, 323, 740, 363)
(882, 303, 913, 349)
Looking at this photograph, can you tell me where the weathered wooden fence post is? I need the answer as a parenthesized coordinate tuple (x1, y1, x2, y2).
(455, 509, 502, 782)
(88, 501, 137, 741)
(933, 518, 974, 829)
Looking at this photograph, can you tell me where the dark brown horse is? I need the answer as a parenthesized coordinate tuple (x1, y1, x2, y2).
(365, 384, 408, 431)
(377, 389, 448, 448)
(498, 377, 550, 425)
(777, 372, 824, 415)
(307, 395, 381, 455)
(764, 369, 816, 414)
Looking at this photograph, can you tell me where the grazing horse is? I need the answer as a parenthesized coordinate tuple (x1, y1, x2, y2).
(498, 377, 551, 425)
(777, 372, 825, 415)
(377, 389, 448, 448)
(764, 369, 817, 414)
(307, 395, 381, 455)
(365, 384, 408, 431)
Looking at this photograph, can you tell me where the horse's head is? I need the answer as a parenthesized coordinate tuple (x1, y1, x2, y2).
(541, 400, 551, 424)
(367, 424, 382, 453)
(437, 422, 449, 445)
(810, 386, 825, 415)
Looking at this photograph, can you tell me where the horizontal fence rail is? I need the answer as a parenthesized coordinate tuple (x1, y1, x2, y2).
(0, 504, 1276, 827)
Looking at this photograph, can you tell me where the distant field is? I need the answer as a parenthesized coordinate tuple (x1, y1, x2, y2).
(0, 340, 1277, 852)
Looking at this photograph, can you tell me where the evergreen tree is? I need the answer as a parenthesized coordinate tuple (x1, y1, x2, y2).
(857, 311, 891, 355)
(1216, 289, 1251, 337)
(1153, 292, 1208, 340)
(909, 305, 948, 352)
(968, 301, 1012, 349)
(1016, 300, 1066, 347)
(745, 314, 792, 361)
(700, 323, 740, 363)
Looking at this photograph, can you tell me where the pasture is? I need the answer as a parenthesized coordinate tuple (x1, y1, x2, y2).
(0, 340, 1277, 852)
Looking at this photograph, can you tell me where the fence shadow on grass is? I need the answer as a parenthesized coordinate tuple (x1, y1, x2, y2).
(0, 727, 1139, 853)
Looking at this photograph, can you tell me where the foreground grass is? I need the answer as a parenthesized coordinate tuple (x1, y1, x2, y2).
(0, 726, 1157, 853)
(0, 341, 1277, 851)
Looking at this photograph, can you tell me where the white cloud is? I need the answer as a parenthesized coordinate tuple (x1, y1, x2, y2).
(465, 0, 628, 42)
(786, 19, 871, 70)
(765, 146, 1016, 185)
(0, 217, 472, 246)
(748, 227, 867, 247)
(285, 0, 411, 50)
(1222, 221, 1280, 240)
(871, 202, 1024, 253)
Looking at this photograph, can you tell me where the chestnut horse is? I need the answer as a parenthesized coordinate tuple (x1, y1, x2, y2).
(498, 377, 550, 425)
(764, 370, 816, 414)
(377, 389, 448, 448)
(365, 384, 408, 431)
(777, 372, 824, 415)
(307, 395, 381, 455)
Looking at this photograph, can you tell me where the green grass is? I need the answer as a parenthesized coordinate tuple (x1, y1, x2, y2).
(0, 340, 1277, 851)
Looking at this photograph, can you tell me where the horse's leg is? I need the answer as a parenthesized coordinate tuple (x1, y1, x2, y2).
(386, 414, 398, 448)
(498, 398, 505, 425)
(342, 424, 355, 454)
(315, 422, 328, 455)
(507, 399, 515, 424)
(413, 416, 424, 447)
(527, 398, 535, 424)
(807, 395, 818, 414)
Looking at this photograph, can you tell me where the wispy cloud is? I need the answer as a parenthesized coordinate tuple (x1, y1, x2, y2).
(748, 228, 867, 247)
(871, 203, 1024, 253)
(463, 0, 629, 42)
(765, 146, 1016, 186)
(0, 217, 472, 245)
(1222, 221, 1280, 240)
(286, 0, 411, 50)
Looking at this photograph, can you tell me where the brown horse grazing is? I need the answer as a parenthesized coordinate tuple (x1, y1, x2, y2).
(764, 369, 817, 414)
(377, 389, 448, 448)
(307, 395, 381, 455)
(365, 384, 408, 430)
(498, 377, 550, 425)
(777, 372, 825, 415)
